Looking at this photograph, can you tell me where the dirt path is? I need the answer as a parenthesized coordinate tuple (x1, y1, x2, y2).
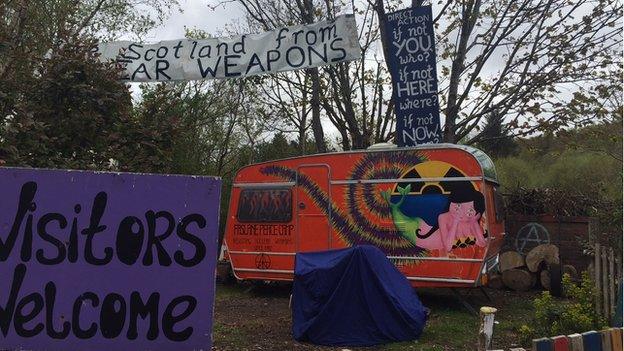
(212, 283, 338, 350)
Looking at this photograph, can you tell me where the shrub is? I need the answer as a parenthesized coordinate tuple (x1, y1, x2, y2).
(519, 272, 607, 343)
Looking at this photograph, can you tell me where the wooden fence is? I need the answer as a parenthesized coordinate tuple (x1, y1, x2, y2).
(590, 243, 622, 322)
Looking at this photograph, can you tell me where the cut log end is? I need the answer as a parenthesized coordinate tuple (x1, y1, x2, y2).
(499, 251, 526, 272)
(502, 268, 536, 291)
(487, 272, 504, 290)
(526, 244, 560, 272)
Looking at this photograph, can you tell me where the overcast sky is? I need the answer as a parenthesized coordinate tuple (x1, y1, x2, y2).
(144, 0, 245, 42)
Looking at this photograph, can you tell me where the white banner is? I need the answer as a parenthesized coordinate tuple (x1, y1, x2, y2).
(96, 15, 361, 82)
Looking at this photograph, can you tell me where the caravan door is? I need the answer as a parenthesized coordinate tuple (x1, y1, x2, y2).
(296, 164, 331, 252)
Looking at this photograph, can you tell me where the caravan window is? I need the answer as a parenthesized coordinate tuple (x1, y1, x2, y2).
(237, 188, 293, 223)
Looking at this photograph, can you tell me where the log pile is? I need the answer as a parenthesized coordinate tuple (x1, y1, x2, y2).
(489, 244, 577, 295)
(501, 268, 536, 292)
(525, 244, 559, 272)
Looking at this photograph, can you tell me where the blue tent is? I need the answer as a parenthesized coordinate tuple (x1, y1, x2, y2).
(292, 245, 428, 346)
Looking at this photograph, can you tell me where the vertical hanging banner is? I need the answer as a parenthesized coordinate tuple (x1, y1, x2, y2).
(0, 168, 221, 351)
(96, 15, 361, 81)
(385, 6, 442, 145)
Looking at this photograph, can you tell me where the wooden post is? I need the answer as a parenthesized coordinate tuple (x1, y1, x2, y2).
(610, 328, 623, 350)
(552, 335, 569, 351)
(582, 331, 602, 350)
(603, 250, 609, 318)
(601, 329, 613, 351)
(618, 255, 623, 285)
(615, 254, 622, 300)
(595, 243, 602, 316)
(610, 248, 615, 319)
(589, 261, 594, 282)
(567, 333, 584, 351)
(477, 306, 497, 351)
(533, 337, 553, 351)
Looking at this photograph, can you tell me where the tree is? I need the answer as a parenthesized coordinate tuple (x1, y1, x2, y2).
(0, 0, 182, 171)
(374, 0, 622, 143)
(252, 71, 319, 154)
(0, 38, 174, 171)
(226, 0, 622, 149)
(254, 132, 318, 162)
(229, 0, 397, 151)
(234, 0, 328, 152)
(133, 77, 277, 244)
(476, 111, 518, 158)
(1, 0, 179, 80)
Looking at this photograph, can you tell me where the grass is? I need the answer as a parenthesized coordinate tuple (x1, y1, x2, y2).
(380, 306, 476, 351)
(490, 295, 535, 349)
(213, 322, 251, 349)
(214, 283, 249, 300)
(212, 283, 537, 350)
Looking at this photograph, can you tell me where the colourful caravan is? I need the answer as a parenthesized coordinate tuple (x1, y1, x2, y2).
(222, 144, 505, 288)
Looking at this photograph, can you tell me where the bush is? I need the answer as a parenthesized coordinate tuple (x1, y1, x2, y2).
(519, 272, 607, 343)
(0, 36, 179, 173)
(494, 131, 623, 250)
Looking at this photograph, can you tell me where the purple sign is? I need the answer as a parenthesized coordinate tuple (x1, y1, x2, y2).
(0, 168, 221, 350)
(385, 6, 442, 145)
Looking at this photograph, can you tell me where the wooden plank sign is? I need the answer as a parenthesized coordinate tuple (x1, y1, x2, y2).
(582, 331, 602, 351)
(552, 335, 569, 351)
(611, 328, 623, 351)
(568, 333, 584, 351)
(533, 337, 553, 351)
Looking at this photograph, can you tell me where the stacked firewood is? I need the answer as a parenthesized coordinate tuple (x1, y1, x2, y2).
(488, 244, 578, 295)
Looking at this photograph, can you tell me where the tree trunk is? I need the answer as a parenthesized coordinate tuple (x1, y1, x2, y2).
(334, 65, 365, 148)
(300, 78, 308, 155)
(444, 0, 481, 143)
(308, 68, 326, 153)
(299, 0, 326, 153)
